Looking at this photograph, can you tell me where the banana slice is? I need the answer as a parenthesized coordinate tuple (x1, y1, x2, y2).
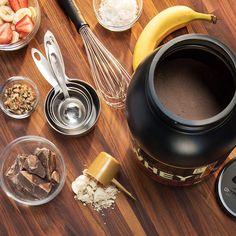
(13, 8, 32, 24)
(0, 17, 3, 24)
(0, 0, 8, 6)
(0, 6, 14, 22)
(11, 31, 19, 43)
(11, 24, 15, 30)
(29, 6, 36, 22)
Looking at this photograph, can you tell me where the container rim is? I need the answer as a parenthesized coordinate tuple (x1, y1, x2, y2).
(148, 34, 236, 129)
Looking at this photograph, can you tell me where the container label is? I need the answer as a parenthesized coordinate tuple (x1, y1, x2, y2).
(132, 142, 219, 185)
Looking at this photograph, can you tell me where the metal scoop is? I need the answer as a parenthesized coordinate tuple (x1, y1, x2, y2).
(47, 44, 86, 128)
(86, 152, 136, 200)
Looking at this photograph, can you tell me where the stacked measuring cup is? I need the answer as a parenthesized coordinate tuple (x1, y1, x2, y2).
(32, 31, 100, 136)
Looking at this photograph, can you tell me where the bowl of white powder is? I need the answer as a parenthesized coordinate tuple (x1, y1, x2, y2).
(93, 0, 143, 31)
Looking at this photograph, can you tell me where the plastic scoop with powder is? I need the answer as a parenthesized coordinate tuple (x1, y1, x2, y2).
(72, 171, 119, 212)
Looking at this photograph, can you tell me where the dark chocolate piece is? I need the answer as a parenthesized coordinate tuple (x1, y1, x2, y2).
(49, 152, 56, 177)
(23, 155, 46, 178)
(35, 147, 56, 180)
(6, 154, 28, 184)
(51, 171, 60, 184)
(17, 171, 52, 199)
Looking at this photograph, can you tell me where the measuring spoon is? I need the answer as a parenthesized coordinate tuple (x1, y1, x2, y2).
(86, 152, 136, 200)
(47, 44, 87, 128)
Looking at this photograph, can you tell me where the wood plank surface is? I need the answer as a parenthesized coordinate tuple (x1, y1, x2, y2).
(0, 0, 236, 235)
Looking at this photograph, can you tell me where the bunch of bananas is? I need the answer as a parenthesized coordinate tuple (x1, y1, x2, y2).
(133, 6, 217, 70)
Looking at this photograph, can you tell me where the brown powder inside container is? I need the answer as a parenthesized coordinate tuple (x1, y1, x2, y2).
(155, 47, 235, 120)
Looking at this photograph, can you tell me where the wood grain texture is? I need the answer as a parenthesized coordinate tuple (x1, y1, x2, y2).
(0, 0, 236, 235)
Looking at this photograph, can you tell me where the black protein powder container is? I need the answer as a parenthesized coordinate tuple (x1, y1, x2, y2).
(126, 34, 236, 186)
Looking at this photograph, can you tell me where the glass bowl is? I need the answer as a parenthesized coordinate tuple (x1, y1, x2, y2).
(93, 0, 143, 32)
(0, 76, 40, 119)
(0, 136, 66, 206)
(0, 0, 41, 51)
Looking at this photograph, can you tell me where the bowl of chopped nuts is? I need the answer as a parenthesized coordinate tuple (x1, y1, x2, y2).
(0, 136, 66, 205)
(0, 76, 40, 119)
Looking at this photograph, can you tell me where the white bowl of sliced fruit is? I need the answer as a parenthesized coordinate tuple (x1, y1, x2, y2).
(0, 0, 41, 50)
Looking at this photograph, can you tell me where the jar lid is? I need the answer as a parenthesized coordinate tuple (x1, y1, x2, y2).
(216, 158, 236, 218)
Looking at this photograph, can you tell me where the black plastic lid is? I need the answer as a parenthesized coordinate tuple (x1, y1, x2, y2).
(216, 158, 236, 218)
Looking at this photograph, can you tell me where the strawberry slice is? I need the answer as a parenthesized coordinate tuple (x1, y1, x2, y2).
(8, 0, 21, 12)
(19, 31, 28, 39)
(0, 23, 13, 44)
(16, 15, 34, 34)
(19, 0, 28, 8)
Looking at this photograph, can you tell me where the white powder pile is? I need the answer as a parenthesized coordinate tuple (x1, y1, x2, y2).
(98, 0, 138, 27)
(71, 172, 119, 212)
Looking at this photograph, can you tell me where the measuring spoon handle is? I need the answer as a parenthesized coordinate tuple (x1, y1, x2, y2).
(31, 48, 58, 88)
(47, 45, 70, 99)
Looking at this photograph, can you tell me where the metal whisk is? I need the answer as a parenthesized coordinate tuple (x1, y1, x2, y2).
(57, 0, 131, 108)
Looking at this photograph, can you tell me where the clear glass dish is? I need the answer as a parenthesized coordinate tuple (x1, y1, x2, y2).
(0, 136, 66, 206)
(0, 76, 40, 119)
(0, 0, 41, 51)
(93, 0, 143, 32)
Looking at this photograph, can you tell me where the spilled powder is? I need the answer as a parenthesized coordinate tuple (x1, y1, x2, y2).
(72, 171, 119, 212)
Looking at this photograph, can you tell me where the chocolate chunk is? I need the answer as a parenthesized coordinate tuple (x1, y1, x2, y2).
(23, 155, 46, 178)
(6, 154, 28, 184)
(34, 147, 56, 181)
(34, 147, 50, 163)
(6, 161, 19, 180)
(49, 152, 56, 176)
(16, 154, 28, 170)
(15, 181, 36, 199)
(51, 171, 60, 184)
(17, 171, 52, 199)
(39, 182, 52, 193)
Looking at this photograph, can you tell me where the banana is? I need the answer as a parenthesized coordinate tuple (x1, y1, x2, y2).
(29, 7, 37, 22)
(0, 0, 8, 6)
(13, 8, 32, 24)
(0, 5, 14, 22)
(133, 6, 217, 70)
(11, 31, 19, 43)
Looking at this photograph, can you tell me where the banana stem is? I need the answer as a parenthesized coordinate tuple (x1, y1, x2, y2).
(194, 12, 217, 24)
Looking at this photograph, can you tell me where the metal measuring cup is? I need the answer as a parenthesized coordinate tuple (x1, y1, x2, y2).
(44, 80, 100, 136)
(31, 31, 101, 136)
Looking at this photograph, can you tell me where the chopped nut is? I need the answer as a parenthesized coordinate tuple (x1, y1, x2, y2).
(3, 83, 36, 115)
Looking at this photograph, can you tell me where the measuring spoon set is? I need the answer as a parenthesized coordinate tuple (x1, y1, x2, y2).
(32, 31, 100, 136)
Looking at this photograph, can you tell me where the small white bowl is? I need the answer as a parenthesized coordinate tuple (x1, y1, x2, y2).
(93, 0, 143, 32)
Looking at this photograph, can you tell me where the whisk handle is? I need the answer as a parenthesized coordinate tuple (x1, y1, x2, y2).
(57, 0, 88, 31)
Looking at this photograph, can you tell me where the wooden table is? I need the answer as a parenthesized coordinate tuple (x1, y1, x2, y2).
(0, 0, 236, 235)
